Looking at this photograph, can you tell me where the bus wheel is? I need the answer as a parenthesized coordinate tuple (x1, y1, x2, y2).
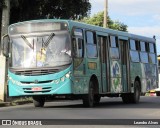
(130, 81, 140, 103)
(121, 94, 130, 103)
(32, 96, 45, 107)
(94, 95, 101, 104)
(156, 92, 160, 96)
(83, 81, 94, 107)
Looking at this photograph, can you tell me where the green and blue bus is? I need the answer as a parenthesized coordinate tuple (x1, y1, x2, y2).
(155, 56, 160, 96)
(2, 19, 158, 107)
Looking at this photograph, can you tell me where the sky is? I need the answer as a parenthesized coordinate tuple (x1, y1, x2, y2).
(89, 0, 160, 55)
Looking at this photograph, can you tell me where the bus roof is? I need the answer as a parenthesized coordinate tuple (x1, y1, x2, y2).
(9, 19, 156, 43)
(67, 20, 155, 43)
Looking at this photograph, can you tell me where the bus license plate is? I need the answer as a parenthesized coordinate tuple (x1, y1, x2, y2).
(32, 87, 42, 91)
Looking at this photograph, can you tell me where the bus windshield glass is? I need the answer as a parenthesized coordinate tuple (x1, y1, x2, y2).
(9, 22, 68, 35)
(11, 31, 71, 68)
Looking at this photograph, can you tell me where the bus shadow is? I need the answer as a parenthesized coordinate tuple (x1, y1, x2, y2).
(44, 97, 160, 109)
(96, 101, 160, 109)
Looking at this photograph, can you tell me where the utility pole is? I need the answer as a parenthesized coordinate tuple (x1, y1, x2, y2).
(0, 0, 10, 101)
(103, 0, 108, 28)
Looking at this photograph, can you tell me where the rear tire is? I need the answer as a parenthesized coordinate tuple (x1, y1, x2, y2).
(130, 81, 140, 103)
(83, 81, 94, 107)
(122, 94, 130, 104)
(32, 96, 45, 107)
(94, 95, 101, 104)
(122, 81, 140, 104)
(156, 92, 160, 96)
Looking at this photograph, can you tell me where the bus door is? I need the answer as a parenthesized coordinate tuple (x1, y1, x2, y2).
(97, 33, 110, 93)
(119, 37, 130, 92)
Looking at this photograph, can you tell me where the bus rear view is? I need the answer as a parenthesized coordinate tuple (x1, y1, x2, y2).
(5, 20, 72, 107)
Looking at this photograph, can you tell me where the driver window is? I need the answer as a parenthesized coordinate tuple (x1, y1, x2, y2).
(72, 28, 84, 58)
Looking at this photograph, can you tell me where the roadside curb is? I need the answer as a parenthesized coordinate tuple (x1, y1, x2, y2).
(0, 102, 11, 107)
(0, 101, 33, 107)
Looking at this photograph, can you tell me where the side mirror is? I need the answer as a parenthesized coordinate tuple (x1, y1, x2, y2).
(2, 34, 10, 57)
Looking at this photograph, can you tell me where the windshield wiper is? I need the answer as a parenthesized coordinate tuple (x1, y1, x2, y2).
(21, 35, 34, 50)
(21, 33, 54, 50)
(43, 33, 55, 48)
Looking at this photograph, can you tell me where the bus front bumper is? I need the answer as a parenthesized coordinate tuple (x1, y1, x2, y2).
(8, 78, 72, 97)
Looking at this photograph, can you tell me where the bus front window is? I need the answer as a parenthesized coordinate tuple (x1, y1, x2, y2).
(11, 31, 71, 68)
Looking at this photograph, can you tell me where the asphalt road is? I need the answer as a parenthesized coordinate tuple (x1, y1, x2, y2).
(0, 96, 160, 127)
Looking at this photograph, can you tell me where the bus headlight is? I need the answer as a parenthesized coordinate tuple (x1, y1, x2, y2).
(8, 76, 22, 86)
(61, 76, 65, 82)
(15, 81, 22, 86)
(65, 71, 71, 78)
(54, 79, 60, 84)
(51, 71, 71, 84)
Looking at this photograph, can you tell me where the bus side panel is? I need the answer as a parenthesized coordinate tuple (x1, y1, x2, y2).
(130, 62, 142, 92)
(130, 62, 158, 93)
(141, 63, 158, 92)
(110, 60, 122, 93)
(72, 59, 91, 94)
(72, 76, 89, 94)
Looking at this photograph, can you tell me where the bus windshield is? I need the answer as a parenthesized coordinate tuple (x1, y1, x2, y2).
(11, 31, 71, 68)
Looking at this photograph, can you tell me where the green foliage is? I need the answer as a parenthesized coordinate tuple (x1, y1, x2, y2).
(0, 2, 2, 8)
(81, 12, 104, 27)
(110, 20, 128, 32)
(81, 11, 128, 32)
(0, 1, 2, 12)
(0, 0, 4, 8)
(10, 0, 91, 24)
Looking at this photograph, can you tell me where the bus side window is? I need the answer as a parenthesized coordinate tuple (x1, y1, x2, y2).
(86, 31, 97, 58)
(72, 28, 84, 58)
(149, 43, 154, 53)
(109, 36, 119, 59)
(140, 41, 149, 63)
(149, 43, 156, 64)
(140, 41, 145, 51)
(73, 38, 84, 58)
(129, 39, 140, 62)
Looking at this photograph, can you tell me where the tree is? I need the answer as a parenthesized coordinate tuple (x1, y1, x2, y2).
(81, 11, 128, 32)
(10, 0, 91, 24)
(0, 0, 5, 37)
(0, 0, 4, 8)
(0, 0, 10, 102)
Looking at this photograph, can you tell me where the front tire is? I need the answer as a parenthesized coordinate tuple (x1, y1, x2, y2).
(83, 81, 94, 107)
(32, 96, 45, 107)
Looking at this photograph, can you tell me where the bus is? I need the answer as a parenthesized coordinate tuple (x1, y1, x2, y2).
(2, 19, 158, 107)
(158, 55, 160, 76)
(155, 55, 160, 96)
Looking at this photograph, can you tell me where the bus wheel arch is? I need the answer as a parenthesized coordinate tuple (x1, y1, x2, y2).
(90, 75, 99, 94)
(83, 74, 99, 107)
